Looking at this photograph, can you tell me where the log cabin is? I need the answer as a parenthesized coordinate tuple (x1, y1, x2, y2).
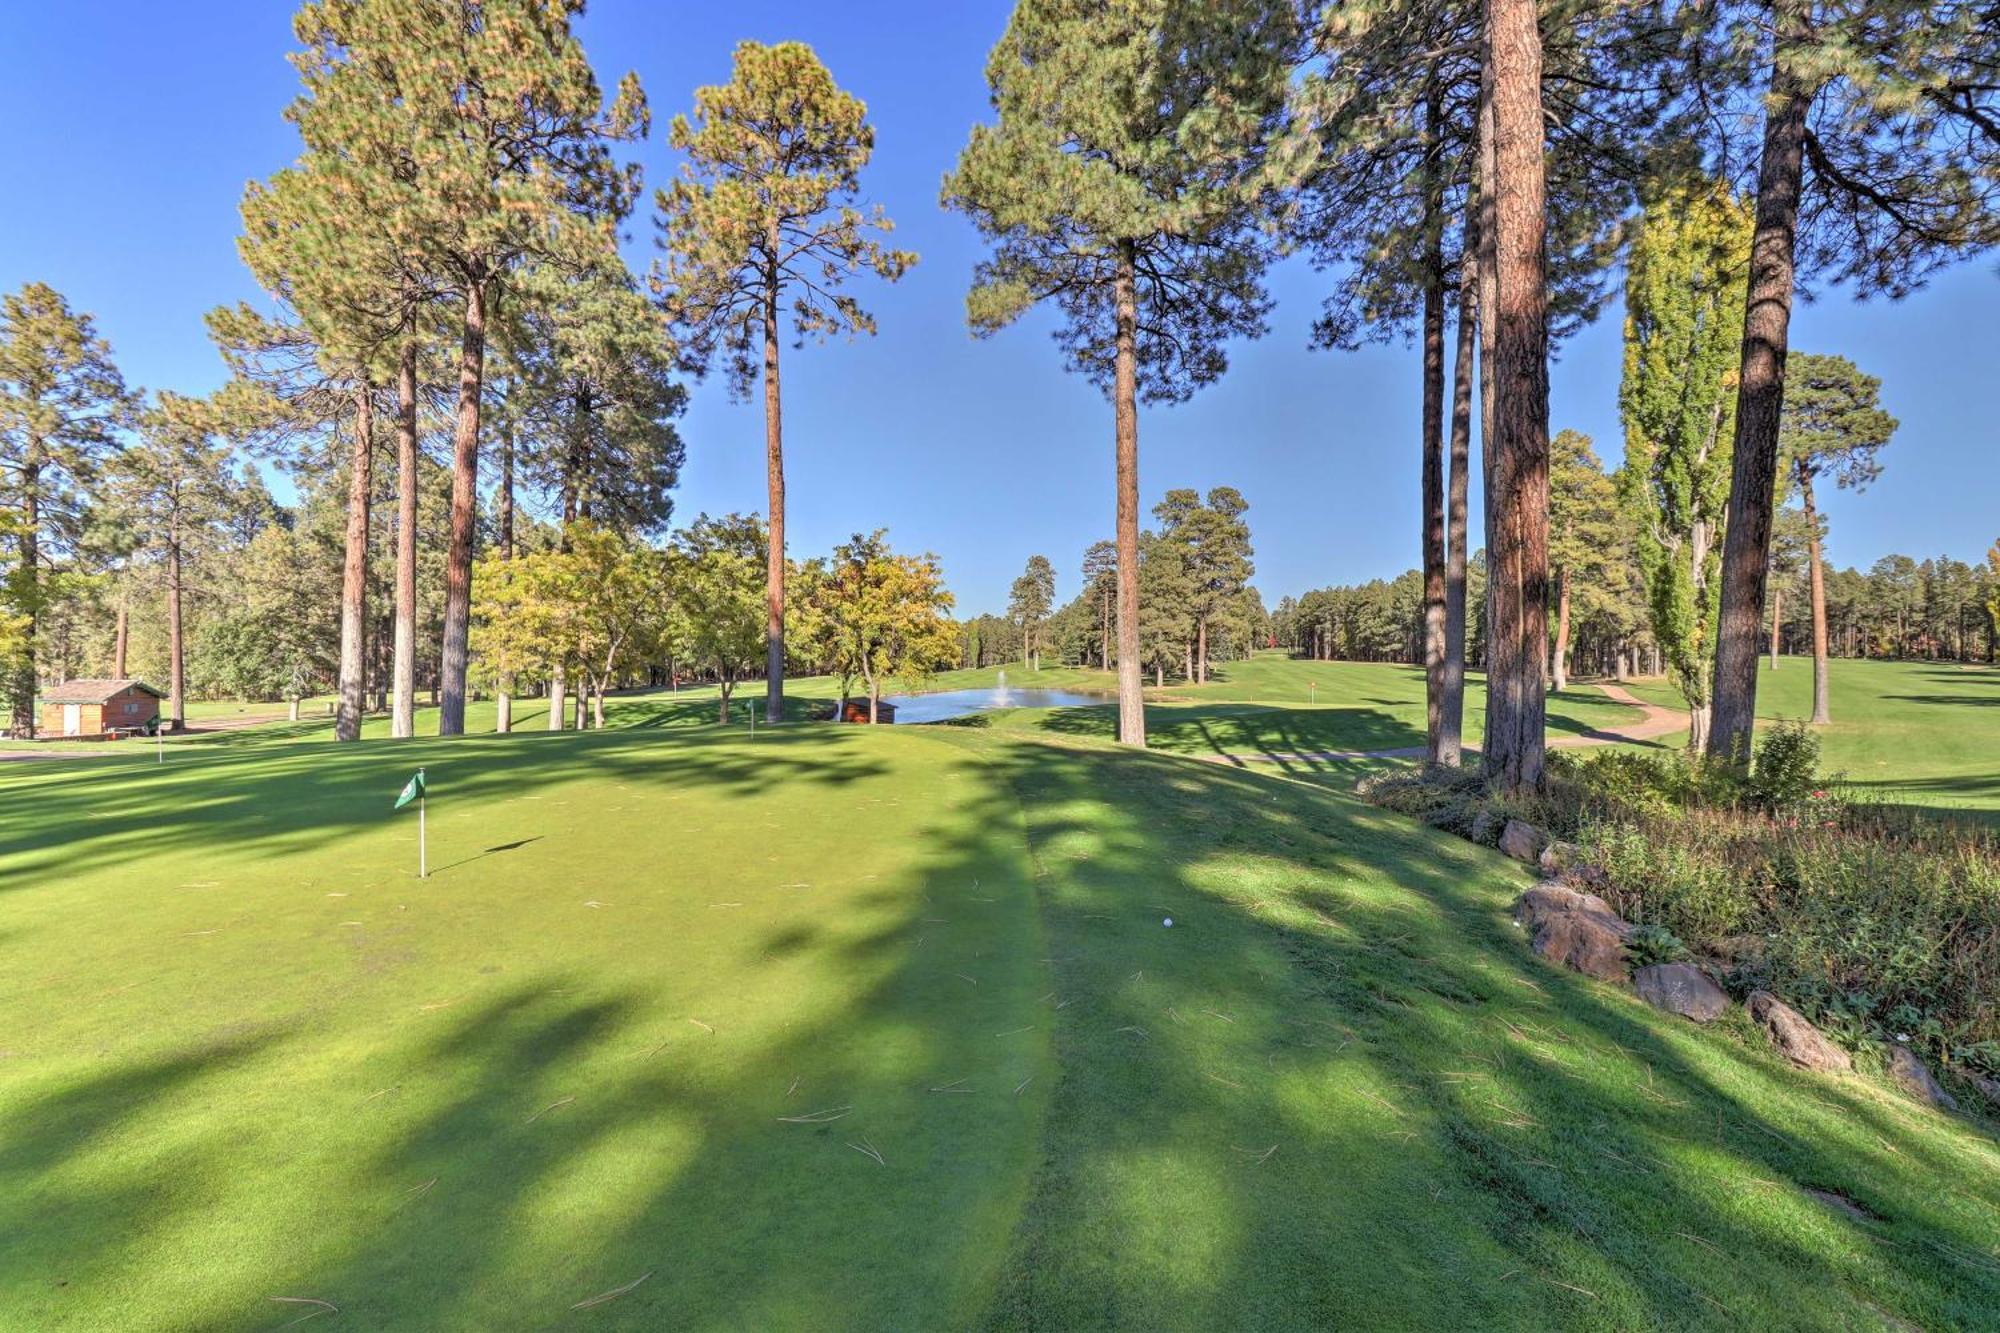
(37, 679, 164, 738)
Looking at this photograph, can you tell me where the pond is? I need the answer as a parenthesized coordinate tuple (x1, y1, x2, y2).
(881, 686, 1112, 724)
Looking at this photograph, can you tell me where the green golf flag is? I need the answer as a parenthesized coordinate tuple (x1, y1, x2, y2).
(394, 770, 426, 811)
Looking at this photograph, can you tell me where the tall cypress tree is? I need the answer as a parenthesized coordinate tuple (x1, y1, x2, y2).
(1619, 182, 1753, 752)
(944, 0, 1297, 747)
(653, 40, 912, 726)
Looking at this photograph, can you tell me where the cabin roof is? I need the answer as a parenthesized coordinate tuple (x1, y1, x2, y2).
(40, 679, 164, 705)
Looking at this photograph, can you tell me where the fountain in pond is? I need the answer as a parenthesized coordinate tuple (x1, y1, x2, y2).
(995, 667, 1010, 704)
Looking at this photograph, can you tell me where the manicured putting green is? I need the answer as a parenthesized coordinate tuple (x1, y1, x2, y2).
(3, 712, 1996, 1327)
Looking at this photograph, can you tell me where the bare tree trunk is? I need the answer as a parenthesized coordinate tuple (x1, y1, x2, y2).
(762, 244, 787, 725)
(1197, 617, 1209, 684)
(1801, 470, 1832, 723)
(1709, 10, 1813, 766)
(439, 280, 488, 736)
(1483, 0, 1551, 794)
(549, 664, 565, 731)
(1440, 212, 1475, 768)
(113, 592, 128, 680)
(392, 343, 419, 740)
(336, 382, 373, 742)
(1113, 241, 1145, 747)
(1420, 80, 1448, 768)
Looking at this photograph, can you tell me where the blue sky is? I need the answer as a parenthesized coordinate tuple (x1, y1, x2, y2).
(2, 2, 1994, 615)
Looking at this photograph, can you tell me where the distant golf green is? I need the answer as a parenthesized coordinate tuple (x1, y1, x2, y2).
(4, 679, 1997, 1327)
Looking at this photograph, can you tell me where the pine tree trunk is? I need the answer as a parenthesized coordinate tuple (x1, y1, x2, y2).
(496, 411, 515, 733)
(113, 593, 128, 680)
(1802, 471, 1832, 723)
(1708, 11, 1812, 766)
(439, 280, 487, 737)
(1113, 241, 1145, 747)
(1440, 212, 1475, 768)
(549, 664, 566, 731)
(1477, 43, 1499, 702)
(1770, 586, 1782, 668)
(1420, 80, 1449, 768)
(1483, 0, 1551, 794)
(1197, 617, 1209, 684)
(9, 461, 41, 736)
(392, 344, 419, 740)
(336, 381, 373, 743)
(762, 245, 787, 725)
(166, 528, 185, 732)
(1551, 571, 1571, 693)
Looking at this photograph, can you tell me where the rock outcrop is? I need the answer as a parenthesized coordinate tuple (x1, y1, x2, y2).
(1498, 819, 1549, 864)
(1631, 963, 1730, 1023)
(1514, 882, 1633, 982)
(1886, 1045, 1959, 1111)
(1747, 991, 1852, 1073)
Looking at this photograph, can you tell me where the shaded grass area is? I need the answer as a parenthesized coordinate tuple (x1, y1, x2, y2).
(4, 720, 1998, 1327)
(1622, 657, 2000, 816)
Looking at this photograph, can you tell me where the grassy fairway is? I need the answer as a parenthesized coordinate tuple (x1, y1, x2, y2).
(4, 720, 1998, 1327)
(1623, 657, 2000, 815)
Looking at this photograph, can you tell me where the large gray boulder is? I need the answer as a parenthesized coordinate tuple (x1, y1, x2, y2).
(1886, 1045, 1959, 1111)
(1499, 819, 1549, 863)
(1632, 963, 1730, 1023)
(1514, 882, 1633, 983)
(1747, 991, 1852, 1073)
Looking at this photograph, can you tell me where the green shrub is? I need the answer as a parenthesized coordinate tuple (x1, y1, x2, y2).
(1747, 719, 1825, 815)
(1625, 922, 1689, 967)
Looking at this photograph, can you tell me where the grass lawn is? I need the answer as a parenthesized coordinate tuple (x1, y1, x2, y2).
(4, 715, 1997, 1327)
(1621, 657, 2000, 816)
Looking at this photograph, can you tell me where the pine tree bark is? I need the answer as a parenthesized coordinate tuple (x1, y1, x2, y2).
(1113, 241, 1146, 747)
(1708, 10, 1813, 766)
(392, 344, 419, 740)
(1483, 0, 1551, 794)
(166, 521, 185, 732)
(496, 411, 515, 734)
(438, 280, 487, 737)
(1477, 47, 1499, 677)
(1420, 80, 1449, 768)
(763, 242, 787, 725)
(1800, 468, 1832, 723)
(113, 593, 128, 680)
(1551, 571, 1570, 693)
(336, 381, 373, 743)
(1440, 212, 1475, 768)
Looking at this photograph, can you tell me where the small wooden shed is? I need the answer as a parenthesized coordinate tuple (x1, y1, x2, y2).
(838, 697, 897, 724)
(38, 679, 163, 738)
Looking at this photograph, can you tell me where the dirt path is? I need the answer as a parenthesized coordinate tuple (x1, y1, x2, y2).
(1218, 682, 1682, 766)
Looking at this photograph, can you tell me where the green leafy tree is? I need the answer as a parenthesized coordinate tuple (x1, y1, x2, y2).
(1619, 182, 1753, 752)
(0, 283, 136, 736)
(1777, 352, 1896, 723)
(1984, 541, 2000, 663)
(1546, 430, 1623, 693)
(799, 530, 957, 723)
(1007, 554, 1055, 670)
(943, 0, 1297, 747)
(653, 40, 913, 727)
(669, 513, 768, 724)
(1137, 529, 1194, 686)
(1153, 487, 1253, 684)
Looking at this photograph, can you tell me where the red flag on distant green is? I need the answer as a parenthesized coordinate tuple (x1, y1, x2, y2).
(394, 770, 426, 811)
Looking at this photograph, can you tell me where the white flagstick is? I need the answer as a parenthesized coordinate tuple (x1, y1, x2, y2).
(418, 767, 427, 880)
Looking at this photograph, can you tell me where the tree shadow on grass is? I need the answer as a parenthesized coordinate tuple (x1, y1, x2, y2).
(5, 726, 1998, 1328)
(0, 726, 890, 895)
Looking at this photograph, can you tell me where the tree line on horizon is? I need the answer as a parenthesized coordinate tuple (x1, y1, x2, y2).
(4, 0, 1997, 793)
